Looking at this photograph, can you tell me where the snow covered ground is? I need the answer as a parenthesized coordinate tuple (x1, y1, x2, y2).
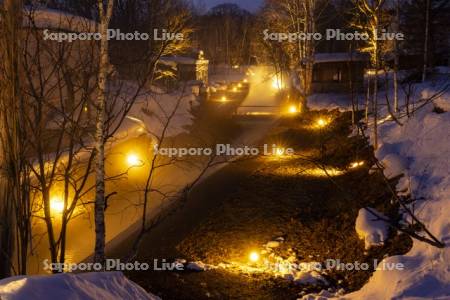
(305, 70, 450, 299)
(23, 8, 98, 32)
(308, 93, 365, 111)
(346, 82, 450, 299)
(0, 272, 159, 300)
(181, 237, 331, 287)
(355, 208, 389, 250)
(116, 83, 198, 141)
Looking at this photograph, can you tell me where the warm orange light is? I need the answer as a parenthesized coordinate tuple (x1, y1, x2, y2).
(288, 105, 298, 114)
(349, 161, 365, 169)
(316, 118, 328, 128)
(271, 76, 284, 90)
(243, 79, 248, 83)
(50, 196, 64, 214)
(127, 153, 142, 167)
(306, 167, 344, 177)
(275, 148, 285, 156)
(220, 96, 228, 102)
(245, 112, 273, 116)
(249, 251, 260, 262)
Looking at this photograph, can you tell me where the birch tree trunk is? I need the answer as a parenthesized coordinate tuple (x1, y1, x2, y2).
(354, 0, 385, 148)
(292, 0, 316, 109)
(373, 57, 378, 149)
(94, 0, 114, 265)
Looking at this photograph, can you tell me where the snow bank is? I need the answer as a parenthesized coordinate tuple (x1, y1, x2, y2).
(379, 153, 408, 179)
(0, 272, 159, 300)
(126, 89, 196, 139)
(347, 85, 450, 299)
(355, 208, 389, 250)
(23, 8, 98, 33)
(307, 93, 365, 111)
(308, 69, 449, 112)
(291, 270, 328, 286)
(185, 261, 215, 271)
(300, 288, 346, 300)
(113, 82, 197, 141)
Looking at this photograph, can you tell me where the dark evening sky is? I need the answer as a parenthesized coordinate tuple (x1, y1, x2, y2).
(198, 0, 263, 12)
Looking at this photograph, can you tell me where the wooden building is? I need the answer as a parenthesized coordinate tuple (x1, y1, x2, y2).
(159, 51, 209, 84)
(310, 52, 368, 93)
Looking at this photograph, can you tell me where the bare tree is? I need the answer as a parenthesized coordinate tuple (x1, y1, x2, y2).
(125, 88, 239, 261)
(353, 0, 389, 149)
(0, 0, 32, 277)
(197, 3, 254, 66)
(260, 0, 323, 109)
(15, 8, 101, 270)
(93, 0, 194, 264)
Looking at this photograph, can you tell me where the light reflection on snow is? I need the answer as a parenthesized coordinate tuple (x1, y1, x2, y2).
(0, 278, 28, 295)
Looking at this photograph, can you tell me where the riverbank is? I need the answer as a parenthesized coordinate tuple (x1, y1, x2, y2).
(119, 110, 411, 299)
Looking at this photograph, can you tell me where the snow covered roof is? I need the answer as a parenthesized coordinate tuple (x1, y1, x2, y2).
(314, 52, 368, 64)
(22, 8, 98, 33)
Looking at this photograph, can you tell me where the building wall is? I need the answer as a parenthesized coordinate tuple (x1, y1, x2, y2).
(177, 61, 209, 83)
(312, 61, 365, 93)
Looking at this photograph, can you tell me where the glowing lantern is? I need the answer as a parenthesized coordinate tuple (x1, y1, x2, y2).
(349, 161, 365, 169)
(127, 153, 141, 167)
(50, 196, 64, 214)
(249, 252, 260, 262)
(275, 148, 285, 156)
(220, 96, 228, 102)
(243, 79, 248, 83)
(316, 118, 328, 128)
(288, 105, 298, 114)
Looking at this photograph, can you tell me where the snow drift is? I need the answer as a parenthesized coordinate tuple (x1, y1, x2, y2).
(347, 85, 450, 299)
(0, 272, 159, 300)
(355, 208, 389, 250)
